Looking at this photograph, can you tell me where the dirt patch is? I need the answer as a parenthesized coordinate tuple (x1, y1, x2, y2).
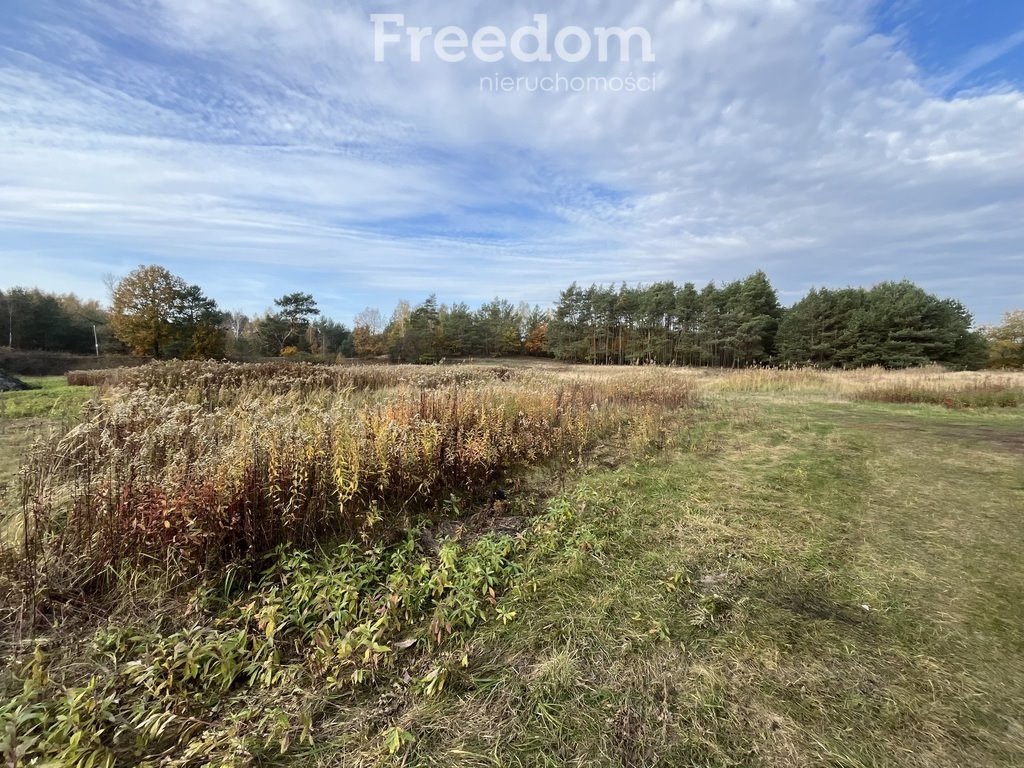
(920, 423, 1024, 453)
(880, 423, 1024, 454)
(418, 500, 532, 555)
(832, 411, 1024, 454)
(780, 592, 872, 626)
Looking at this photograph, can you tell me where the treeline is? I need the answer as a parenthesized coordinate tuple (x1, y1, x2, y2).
(540, 272, 988, 370)
(0, 288, 118, 354)
(2, 265, 1021, 370)
(546, 272, 781, 366)
(336, 271, 996, 370)
(1, 268, 354, 362)
(349, 297, 547, 363)
(986, 311, 1024, 369)
(226, 309, 354, 360)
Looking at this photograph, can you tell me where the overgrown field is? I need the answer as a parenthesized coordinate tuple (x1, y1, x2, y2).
(9, 363, 688, 586)
(709, 365, 1024, 407)
(1, 362, 1022, 767)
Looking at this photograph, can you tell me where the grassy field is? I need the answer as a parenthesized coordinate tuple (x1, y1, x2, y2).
(1, 364, 1022, 766)
(287, 391, 1023, 767)
(0, 376, 95, 419)
(0, 376, 95, 490)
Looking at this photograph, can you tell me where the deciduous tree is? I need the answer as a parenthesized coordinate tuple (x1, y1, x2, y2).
(110, 265, 187, 358)
(984, 311, 1024, 368)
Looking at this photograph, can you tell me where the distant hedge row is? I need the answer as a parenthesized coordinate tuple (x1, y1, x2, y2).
(0, 350, 149, 377)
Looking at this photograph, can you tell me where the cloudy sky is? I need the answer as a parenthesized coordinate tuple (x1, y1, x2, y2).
(1, 0, 1022, 324)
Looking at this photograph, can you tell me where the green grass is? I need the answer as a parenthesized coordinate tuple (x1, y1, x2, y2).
(288, 397, 1024, 767)
(3, 389, 1023, 766)
(0, 376, 95, 420)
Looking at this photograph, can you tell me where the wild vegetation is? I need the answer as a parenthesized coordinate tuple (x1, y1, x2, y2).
(1, 351, 1023, 767)
(63, 360, 517, 392)
(11, 362, 688, 593)
(0, 360, 694, 766)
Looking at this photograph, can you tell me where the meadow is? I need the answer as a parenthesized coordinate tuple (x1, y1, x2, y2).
(1, 361, 1022, 767)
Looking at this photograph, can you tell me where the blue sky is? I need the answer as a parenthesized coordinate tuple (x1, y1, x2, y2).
(1, 0, 1022, 325)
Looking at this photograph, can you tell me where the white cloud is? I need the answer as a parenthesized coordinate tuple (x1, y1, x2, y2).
(0, 0, 1022, 322)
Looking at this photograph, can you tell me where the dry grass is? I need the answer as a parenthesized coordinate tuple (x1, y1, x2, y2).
(1, 377, 97, 552)
(64, 360, 519, 393)
(1, 362, 698, 766)
(6, 362, 695, 597)
(710, 366, 1024, 407)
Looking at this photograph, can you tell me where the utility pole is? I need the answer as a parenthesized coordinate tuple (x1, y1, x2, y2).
(2, 291, 11, 348)
(93, 323, 100, 357)
(317, 326, 328, 360)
